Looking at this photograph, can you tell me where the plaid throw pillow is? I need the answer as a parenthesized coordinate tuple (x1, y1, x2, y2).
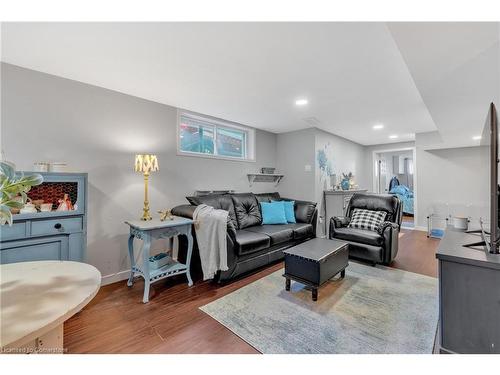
(348, 208, 387, 232)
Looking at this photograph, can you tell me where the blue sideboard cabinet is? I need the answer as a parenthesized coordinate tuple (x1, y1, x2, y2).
(0, 172, 88, 264)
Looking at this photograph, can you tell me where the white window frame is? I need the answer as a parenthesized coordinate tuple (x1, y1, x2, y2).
(177, 110, 256, 162)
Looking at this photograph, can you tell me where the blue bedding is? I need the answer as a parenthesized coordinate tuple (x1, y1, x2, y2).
(390, 185, 414, 215)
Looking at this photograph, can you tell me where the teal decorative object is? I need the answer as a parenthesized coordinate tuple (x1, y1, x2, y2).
(341, 178, 350, 191)
(149, 252, 172, 270)
(273, 200, 296, 223)
(316, 150, 327, 173)
(341, 172, 353, 191)
(260, 201, 288, 225)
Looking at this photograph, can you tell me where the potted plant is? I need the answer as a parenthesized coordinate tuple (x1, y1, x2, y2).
(0, 161, 43, 226)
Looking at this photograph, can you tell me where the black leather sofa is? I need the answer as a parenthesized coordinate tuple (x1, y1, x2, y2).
(329, 192, 402, 265)
(172, 192, 317, 282)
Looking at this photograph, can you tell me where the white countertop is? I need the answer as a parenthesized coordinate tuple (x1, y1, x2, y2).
(0, 261, 101, 348)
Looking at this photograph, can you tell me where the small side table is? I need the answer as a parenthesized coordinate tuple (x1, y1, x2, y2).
(125, 217, 194, 303)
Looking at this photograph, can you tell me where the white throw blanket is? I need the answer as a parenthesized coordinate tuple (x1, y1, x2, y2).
(193, 204, 229, 280)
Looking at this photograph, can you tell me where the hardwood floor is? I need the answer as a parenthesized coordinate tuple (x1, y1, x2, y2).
(64, 229, 440, 353)
(395, 229, 439, 278)
(402, 214, 414, 223)
(401, 214, 415, 228)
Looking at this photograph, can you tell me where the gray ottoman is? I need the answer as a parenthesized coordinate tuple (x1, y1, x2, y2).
(283, 238, 348, 301)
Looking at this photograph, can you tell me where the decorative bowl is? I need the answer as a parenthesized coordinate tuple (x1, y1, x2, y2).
(50, 162, 68, 172)
(261, 167, 275, 174)
(40, 203, 53, 212)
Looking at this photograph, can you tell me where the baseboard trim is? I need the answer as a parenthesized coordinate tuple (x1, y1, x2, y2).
(401, 225, 416, 231)
(414, 226, 427, 232)
(101, 270, 129, 286)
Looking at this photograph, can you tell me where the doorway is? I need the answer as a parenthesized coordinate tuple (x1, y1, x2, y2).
(373, 148, 416, 229)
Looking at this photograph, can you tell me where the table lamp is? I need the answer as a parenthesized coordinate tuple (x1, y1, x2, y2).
(134, 154, 159, 220)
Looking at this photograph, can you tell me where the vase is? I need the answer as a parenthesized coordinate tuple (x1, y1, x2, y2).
(341, 178, 350, 191)
(329, 174, 337, 189)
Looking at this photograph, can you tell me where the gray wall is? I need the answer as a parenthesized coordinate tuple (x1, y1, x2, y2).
(1, 63, 277, 282)
(314, 127, 369, 191)
(365, 140, 489, 229)
(276, 127, 369, 203)
(364, 141, 416, 193)
(375, 149, 414, 192)
(276, 127, 368, 237)
(313, 128, 369, 236)
(416, 146, 489, 229)
(275, 128, 316, 201)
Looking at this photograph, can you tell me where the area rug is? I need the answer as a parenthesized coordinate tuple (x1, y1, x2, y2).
(200, 262, 438, 354)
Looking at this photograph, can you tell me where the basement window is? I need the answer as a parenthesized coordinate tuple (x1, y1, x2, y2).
(177, 110, 255, 161)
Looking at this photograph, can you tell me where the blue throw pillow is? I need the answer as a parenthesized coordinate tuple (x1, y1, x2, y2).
(273, 200, 296, 223)
(260, 201, 287, 225)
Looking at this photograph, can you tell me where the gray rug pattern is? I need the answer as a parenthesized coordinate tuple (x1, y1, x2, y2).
(200, 262, 438, 354)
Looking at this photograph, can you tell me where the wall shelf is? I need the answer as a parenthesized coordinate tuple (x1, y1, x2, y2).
(247, 173, 284, 187)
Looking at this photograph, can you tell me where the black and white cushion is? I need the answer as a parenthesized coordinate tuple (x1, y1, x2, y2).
(348, 208, 387, 232)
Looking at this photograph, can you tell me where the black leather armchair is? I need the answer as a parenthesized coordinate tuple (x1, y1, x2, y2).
(329, 193, 402, 265)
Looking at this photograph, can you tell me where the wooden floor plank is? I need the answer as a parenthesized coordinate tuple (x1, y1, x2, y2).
(64, 230, 439, 353)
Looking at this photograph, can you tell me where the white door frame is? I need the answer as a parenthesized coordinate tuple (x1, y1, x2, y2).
(371, 147, 418, 229)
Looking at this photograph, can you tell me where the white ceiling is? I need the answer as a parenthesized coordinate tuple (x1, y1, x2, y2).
(388, 22, 500, 149)
(1, 22, 499, 147)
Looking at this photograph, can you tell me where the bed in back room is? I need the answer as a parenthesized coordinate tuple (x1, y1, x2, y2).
(390, 184, 414, 215)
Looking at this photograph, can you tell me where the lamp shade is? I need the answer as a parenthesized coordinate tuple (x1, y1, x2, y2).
(135, 154, 159, 173)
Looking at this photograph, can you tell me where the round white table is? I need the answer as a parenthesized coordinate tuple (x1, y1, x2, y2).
(0, 261, 101, 353)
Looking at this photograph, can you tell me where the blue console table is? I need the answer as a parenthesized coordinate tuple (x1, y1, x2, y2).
(125, 217, 194, 303)
(0, 172, 88, 264)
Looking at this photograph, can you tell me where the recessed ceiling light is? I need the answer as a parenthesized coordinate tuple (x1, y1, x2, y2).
(472, 135, 482, 140)
(389, 135, 398, 139)
(295, 99, 308, 106)
(373, 124, 384, 130)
